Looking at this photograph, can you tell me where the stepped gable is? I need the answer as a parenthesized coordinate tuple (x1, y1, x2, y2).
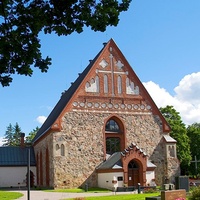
(33, 39, 170, 144)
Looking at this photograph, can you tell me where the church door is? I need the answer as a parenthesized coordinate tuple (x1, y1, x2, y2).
(128, 160, 139, 187)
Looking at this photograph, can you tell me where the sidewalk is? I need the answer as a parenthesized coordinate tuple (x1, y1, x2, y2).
(12, 190, 134, 200)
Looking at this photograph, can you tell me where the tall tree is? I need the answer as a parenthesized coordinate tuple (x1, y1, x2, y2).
(3, 122, 22, 146)
(3, 123, 14, 146)
(13, 122, 22, 146)
(0, 0, 131, 86)
(187, 123, 200, 177)
(160, 105, 191, 174)
(25, 126, 39, 144)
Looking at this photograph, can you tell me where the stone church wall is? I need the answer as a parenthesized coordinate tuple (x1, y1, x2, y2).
(34, 133, 54, 188)
(51, 111, 169, 188)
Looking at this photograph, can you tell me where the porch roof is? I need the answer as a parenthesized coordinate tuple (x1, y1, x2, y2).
(97, 152, 122, 169)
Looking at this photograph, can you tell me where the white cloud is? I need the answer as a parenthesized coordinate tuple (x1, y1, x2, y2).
(36, 116, 47, 124)
(0, 137, 5, 146)
(174, 72, 200, 104)
(143, 72, 200, 126)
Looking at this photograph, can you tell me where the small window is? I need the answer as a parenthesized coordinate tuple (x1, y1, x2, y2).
(105, 119, 120, 132)
(117, 177, 123, 181)
(56, 144, 59, 150)
(61, 144, 65, 156)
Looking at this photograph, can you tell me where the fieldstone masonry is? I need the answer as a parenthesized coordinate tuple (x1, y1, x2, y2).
(34, 111, 179, 188)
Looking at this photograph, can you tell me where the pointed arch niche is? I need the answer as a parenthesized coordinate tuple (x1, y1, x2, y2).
(104, 116, 126, 158)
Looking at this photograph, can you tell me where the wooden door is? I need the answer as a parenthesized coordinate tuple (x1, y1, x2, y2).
(128, 160, 139, 187)
(128, 168, 139, 186)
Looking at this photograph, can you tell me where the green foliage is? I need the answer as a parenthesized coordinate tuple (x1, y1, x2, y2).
(46, 187, 110, 193)
(0, 0, 131, 86)
(187, 123, 200, 177)
(189, 186, 200, 200)
(3, 123, 39, 146)
(66, 193, 160, 200)
(25, 126, 39, 143)
(160, 105, 192, 172)
(3, 122, 22, 146)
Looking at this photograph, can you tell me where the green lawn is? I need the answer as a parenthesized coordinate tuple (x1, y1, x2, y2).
(65, 193, 160, 200)
(0, 190, 23, 200)
(45, 187, 111, 193)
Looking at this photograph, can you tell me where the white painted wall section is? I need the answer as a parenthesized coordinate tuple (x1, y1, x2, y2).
(146, 171, 156, 186)
(0, 166, 36, 187)
(98, 172, 124, 190)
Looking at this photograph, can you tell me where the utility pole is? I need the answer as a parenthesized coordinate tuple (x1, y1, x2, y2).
(27, 147, 30, 200)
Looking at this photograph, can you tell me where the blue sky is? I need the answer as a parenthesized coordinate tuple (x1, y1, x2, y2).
(1, 0, 200, 144)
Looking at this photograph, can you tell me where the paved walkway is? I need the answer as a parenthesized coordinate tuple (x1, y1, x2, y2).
(11, 190, 134, 200)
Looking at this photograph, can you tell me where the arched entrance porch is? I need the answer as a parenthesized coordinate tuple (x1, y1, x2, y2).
(121, 144, 147, 186)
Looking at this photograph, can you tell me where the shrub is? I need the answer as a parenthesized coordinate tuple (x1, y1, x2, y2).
(189, 186, 200, 200)
(143, 187, 157, 193)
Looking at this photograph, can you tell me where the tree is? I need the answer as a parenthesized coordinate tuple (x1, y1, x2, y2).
(25, 126, 39, 144)
(187, 123, 200, 177)
(3, 123, 14, 146)
(0, 0, 131, 86)
(13, 122, 22, 146)
(3, 122, 22, 146)
(160, 105, 191, 174)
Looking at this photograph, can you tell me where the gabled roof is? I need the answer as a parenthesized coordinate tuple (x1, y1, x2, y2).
(33, 39, 171, 144)
(32, 43, 105, 143)
(0, 146, 36, 166)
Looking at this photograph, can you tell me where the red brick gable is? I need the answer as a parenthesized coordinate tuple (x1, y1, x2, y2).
(56, 39, 170, 133)
(33, 39, 170, 144)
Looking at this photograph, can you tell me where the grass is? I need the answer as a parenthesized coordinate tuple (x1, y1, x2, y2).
(65, 193, 160, 200)
(44, 187, 111, 193)
(0, 190, 23, 200)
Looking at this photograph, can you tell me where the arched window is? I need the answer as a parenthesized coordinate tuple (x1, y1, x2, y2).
(104, 75, 108, 93)
(61, 144, 65, 156)
(95, 76, 99, 92)
(105, 119, 120, 133)
(105, 117, 125, 156)
(128, 160, 138, 169)
(117, 76, 122, 94)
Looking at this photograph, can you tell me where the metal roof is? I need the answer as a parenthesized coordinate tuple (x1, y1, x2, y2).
(163, 135, 177, 143)
(97, 152, 122, 169)
(0, 146, 36, 166)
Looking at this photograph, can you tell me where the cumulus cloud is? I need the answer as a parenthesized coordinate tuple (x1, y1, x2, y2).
(36, 116, 47, 124)
(0, 137, 5, 146)
(143, 72, 200, 126)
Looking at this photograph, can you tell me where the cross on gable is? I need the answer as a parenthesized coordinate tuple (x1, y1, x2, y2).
(97, 54, 127, 96)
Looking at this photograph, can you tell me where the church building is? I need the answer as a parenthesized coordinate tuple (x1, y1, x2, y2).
(32, 39, 180, 189)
